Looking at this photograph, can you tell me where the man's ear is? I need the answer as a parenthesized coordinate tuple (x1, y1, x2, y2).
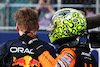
(16, 24, 19, 31)
(37, 23, 39, 31)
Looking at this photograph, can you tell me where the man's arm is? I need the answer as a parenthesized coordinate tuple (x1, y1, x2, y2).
(38, 48, 76, 67)
(20, 31, 76, 67)
(0, 43, 8, 65)
(0, 43, 7, 59)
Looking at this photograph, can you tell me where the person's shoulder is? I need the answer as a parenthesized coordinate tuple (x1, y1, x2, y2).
(5, 39, 20, 44)
(38, 40, 55, 49)
(38, 40, 56, 58)
(0, 39, 20, 47)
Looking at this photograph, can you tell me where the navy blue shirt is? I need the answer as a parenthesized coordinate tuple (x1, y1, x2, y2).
(0, 39, 56, 67)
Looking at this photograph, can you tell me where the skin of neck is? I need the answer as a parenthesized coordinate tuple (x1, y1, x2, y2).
(19, 30, 37, 36)
(16, 24, 37, 36)
(18, 31, 36, 36)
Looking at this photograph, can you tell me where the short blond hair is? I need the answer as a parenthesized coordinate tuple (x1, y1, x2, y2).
(14, 7, 38, 32)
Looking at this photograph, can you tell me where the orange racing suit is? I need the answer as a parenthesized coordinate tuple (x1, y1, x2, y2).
(38, 47, 98, 67)
(39, 48, 76, 67)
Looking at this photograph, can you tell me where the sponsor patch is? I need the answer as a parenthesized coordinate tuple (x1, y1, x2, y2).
(61, 57, 71, 66)
(64, 53, 74, 59)
(56, 59, 65, 67)
(60, 59, 68, 67)
(63, 54, 72, 62)
(81, 52, 91, 57)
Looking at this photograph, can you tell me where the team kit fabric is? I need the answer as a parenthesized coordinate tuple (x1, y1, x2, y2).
(0, 36, 56, 67)
(17, 31, 97, 67)
(0, 36, 98, 67)
(38, 47, 98, 67)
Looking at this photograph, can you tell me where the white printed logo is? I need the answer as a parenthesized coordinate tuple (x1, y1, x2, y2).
(81, 52, 90, 57)
(10, 47, 34, 54)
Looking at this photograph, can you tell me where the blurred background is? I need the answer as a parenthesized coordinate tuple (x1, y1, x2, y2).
(0, 0, 99, 31)
(0, 0, 100, 66)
